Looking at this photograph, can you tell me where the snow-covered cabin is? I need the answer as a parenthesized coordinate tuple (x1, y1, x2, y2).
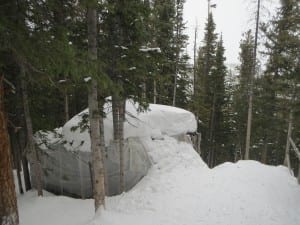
(33, 99, 198, 197)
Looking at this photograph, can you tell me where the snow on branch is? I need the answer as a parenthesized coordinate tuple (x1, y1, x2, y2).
(139, 47, 162, 53)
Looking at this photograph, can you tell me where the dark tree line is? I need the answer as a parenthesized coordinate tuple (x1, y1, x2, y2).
(0, 0, 191, 224)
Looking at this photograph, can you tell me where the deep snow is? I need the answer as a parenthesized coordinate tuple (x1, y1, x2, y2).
(62, 99, 197, 151)
(17, 136, 300, 225)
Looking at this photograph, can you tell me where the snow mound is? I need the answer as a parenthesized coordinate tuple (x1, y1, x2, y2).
(62, 99, 197, 151)
(87, 146, 300, 225)
(18, 136, 300, 225)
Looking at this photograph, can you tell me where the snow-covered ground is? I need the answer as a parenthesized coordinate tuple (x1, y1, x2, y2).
(17, 136, 300, 225)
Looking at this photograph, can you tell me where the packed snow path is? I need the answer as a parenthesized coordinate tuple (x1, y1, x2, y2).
(18, 136, 300, 225)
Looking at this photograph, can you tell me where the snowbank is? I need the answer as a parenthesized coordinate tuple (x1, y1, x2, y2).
(88, 145, 300, 225)
(62, 99, 197, 151)
(18, 135, 300, 225)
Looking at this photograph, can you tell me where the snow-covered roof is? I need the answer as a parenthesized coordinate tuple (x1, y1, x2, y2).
(62, 99, 197, 152)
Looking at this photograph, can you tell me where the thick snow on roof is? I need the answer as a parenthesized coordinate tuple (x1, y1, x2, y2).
(62, 99, 197, 151)
(17, 136, 300, 225)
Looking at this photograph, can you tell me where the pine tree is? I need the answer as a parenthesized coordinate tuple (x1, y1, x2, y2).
(152, 0, 176, 105)
(209, 36, 227, 166)
(234, 30, 255, 159)
(0, 76, 19, 225)
(252, 74, 277, 164)
(245, 0, 261, 160)
(101, 0, 152, 192)
(193, 13, 218, 165)
(172, 0, 190, 107)
(262, 0, 300, 166)
(86, 0, 105, 211)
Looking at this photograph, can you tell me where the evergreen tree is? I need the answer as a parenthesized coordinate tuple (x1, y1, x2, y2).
(172, 0, 190, 107)
(262, 0, 300, 167)
(86, 0, 106, 211)
(0, 76, 19, 225)
(209, 37, 227, 166)
(152, 0, 176, 105)
(193, 13, 218, 165)
(245, 0, 262, 160)
(234, 30, 255, 159)
(251, 74, 278, 164)
(101, 0, 152, 192)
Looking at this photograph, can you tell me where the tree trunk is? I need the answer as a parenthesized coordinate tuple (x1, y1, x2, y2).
(21, 157, 31, 191)
(98, 99, 107, 193)
(297, 162, 300, 185)
(20, 66, 43, 196)
(283, 109, 293, 169)
(10, 132, 23, 194)
(64, 92, 69, 122)
(208, 92, 216, 168)
(87, 3, 105, 211)
(112, 95, 125, 193)
(193, 24, 198, 95)
(119, 99, 125, 193)
(0, 76, 19, 225)
(112, 95, 120, 141)
(261, 136, 268, 164)
(245, 0, 260, 160)
(172, 69, 177, 107)
(153, 79, 157, 104)
(142, 80, 146, 100)
(15, 79, 31, 191)
(172, 1, 181, 107)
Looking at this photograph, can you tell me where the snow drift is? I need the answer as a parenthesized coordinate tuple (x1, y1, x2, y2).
(18, 136, 300, 225)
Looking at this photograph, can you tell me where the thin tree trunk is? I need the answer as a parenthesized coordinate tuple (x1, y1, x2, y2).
(207, 0, 211, 15)
(172, 1, 180, 107)
(142, 80, 146, 100)
(87, 3, 105, 211)
(16, 165, 23, 195)
(21, 157, 31, 191)
(261, 136, 268, 164)
(245, 0, 260, 160)
(119, 99, 125, 193)
(112, 94, 126, 193)
(16, 79, 31, 191)
(10, 132, 23, 194)
(283, 109, 293, 169)
(64, 92, 69, 122)
(20, 66, 43, 196)
(208, 92, 216, 168)
(0, 75, 19, 225)
(172, 68, 177, 107)
(153, 79, 157, 104)
(245, 93, 253, 160)
(193, 24, 198, 95)
(298, 162, 300, 184)
(112, 95, 119, 141)
(98, 100, 107, 193)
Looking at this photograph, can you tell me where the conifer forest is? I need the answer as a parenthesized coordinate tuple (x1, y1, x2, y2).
(0, 1, 300, 225)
